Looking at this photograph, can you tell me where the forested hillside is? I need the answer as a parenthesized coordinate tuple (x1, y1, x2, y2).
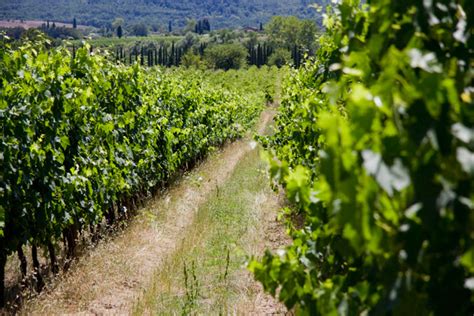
(0, 0, 323, 29)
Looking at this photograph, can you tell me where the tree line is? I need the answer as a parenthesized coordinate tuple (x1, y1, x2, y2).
(106, 41, 304, 69)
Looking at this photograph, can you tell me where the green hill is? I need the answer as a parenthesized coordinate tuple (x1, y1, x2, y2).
(0, 0, 324, 30)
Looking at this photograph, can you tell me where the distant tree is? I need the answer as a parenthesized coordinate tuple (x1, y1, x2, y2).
(52, 22, 56, 28)
(245, 31, 258, 49)
(112, 17, 124, 30)
(259, 22, 263, 31)
(268, 48, 291, 67)
(211, 29, 237, 44)
(179, 32, 199, 51)
(204, 43, 247, 70)
(198, 20, 203, 34)
(131, 23, 148, 36)
(117, 25, 123, 38)
(202, 19, 211, 32)
(193, 19, 210, 34)
(297, 19, 318, 53)
(47, 20, 50, 28)
(73, 17, 77, 29)
(257, 43, 263, 66)
(184, 19, 197, 34)
(291, 44, 302, 67)
(265, 16, 318, 53)
(198, 42, 206, 56)
(41, 26, 82, 40)
(170, 41, 175, 66)
(168, 21, 172, 33)
(151, 24, 160, 32)
(176, 48, 183, 65)
(181, 51, 204, 68)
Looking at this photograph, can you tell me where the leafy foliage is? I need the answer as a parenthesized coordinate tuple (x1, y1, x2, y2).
(0, 35, 279, 304)
(130, 23, 149, 37)
(251, 0, 474, 314)
(268, 48, 292, 68)
(204, 44, 248, 70)
(265, 16, 319, 53)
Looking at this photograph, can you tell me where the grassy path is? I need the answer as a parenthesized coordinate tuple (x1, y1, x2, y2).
(20, 108, 289, 315)
(133, 134, 288, 314)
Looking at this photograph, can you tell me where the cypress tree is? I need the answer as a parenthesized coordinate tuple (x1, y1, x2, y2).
(170, 42, 175, 66)
(163, 47, 168, 66)
(263, 43, 267, 64)
(73, 18, 77, 29)
(257, 44, 262, 67)
(292, 45, 300, 68)
(176, 48, 181, 66)
(266, 44, 272, 64)
(198, 20, 203, 34)
(291, 45, 295, 67)
(117, 25, 123, 38)
(203, 19, 210, 32)
(158, 46, 163, 65)
(253, 46, 257, 65)
(168, 21, 172, 33)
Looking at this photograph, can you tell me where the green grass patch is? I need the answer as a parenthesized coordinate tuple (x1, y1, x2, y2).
(133, 147, 269, 314)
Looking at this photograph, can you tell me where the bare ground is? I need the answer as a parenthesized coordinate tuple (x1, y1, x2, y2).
(19, 108, 288, 315)
(0, 20, 87, 29)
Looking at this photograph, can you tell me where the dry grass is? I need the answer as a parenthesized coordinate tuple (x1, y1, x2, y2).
(233, 189, 291, 315)
(133, 142, 289, 315)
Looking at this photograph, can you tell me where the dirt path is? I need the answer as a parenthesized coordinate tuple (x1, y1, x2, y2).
(21, 108, 288, 315)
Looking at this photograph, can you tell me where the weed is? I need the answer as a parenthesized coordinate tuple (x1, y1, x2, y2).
(182, 260, 200, 315)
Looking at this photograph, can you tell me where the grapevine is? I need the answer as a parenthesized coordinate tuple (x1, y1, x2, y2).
(251, 0, 474, 314)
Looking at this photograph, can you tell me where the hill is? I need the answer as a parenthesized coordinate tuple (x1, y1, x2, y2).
(0, 0, 325, 30)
